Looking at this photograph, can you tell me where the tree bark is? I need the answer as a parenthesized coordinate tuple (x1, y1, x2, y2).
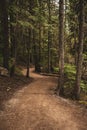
(0, 0, 9, 70)
(26, 29, 31, 78)
(74, 0, 84, 99)
(56, 0, 64, 96)
(10, 1, 16, 77)
(47, 0, 51, 73)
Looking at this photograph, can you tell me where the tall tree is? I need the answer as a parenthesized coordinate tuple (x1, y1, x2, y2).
(0, 0, 9, 70)
(9, 0, 17, 77)
(26, 29, 31, 78)
(56, 0, 65, 96)
(26, 0, 32, 78)
(74, 0, 84, 99)
(47, 0, 51, 73)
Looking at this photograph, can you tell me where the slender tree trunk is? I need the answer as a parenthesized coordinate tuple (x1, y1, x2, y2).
(0, 0, 9, 70)
(33, 30, 40, 72)
(30, 0, 41, 72)
(26, 0, 33, 78)
(38, 0, 42, 72)
(56, 0, 64, 96)
(10, 1, 16, 77)
(26, 29, 31, 78)
(26, 47, 30, 78)
(47, 0, 51, 73)
(38, 23, 41, 71)
(74, 31, 78, 66)
(74, 0, 84, 99)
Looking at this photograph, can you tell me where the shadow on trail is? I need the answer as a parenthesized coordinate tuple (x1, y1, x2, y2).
(0, 75, 33, 111)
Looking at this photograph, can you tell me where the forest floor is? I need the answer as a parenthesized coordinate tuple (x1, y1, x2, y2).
(0, 68, 87, 130)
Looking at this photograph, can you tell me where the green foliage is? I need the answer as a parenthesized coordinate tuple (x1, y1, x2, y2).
(17, 20, 34, 29)
(79, 100, 87, 106)
(64, 64, 76, 79)
(15, 67, 23, 76)
(64, 64, 87, 95)
(64, 64, 76, 89)
(83, 53, 87, 60)
(80, 81, 87, 93)
(53, 67, 59, 73)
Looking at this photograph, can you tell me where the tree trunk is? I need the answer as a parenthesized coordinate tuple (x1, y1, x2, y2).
(74, 0, 84, 99)
(47, 0, 51, 73)
(26, 29, 31, 78)
(38, 23, 42, 72)
(56, 0, 64, 96)
(26, 47, 30, 78)
(10, 1, 16, 77)
(0, 0, 9, 70)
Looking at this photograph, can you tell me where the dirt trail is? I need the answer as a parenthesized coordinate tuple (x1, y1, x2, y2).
(0, 68, 87, 130)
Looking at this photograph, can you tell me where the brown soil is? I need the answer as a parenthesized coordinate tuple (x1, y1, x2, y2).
(0, 68, 87, 130)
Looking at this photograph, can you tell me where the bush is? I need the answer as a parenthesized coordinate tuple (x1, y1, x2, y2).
(64, 64, 87, 96)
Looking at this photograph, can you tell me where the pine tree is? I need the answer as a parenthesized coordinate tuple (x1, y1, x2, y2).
(0, 0, 9, 70)
(74, 0, 84, 99)
(56, 0, 65, 96)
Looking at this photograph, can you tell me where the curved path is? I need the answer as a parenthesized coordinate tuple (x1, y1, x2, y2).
(0, 68, 87, 130)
